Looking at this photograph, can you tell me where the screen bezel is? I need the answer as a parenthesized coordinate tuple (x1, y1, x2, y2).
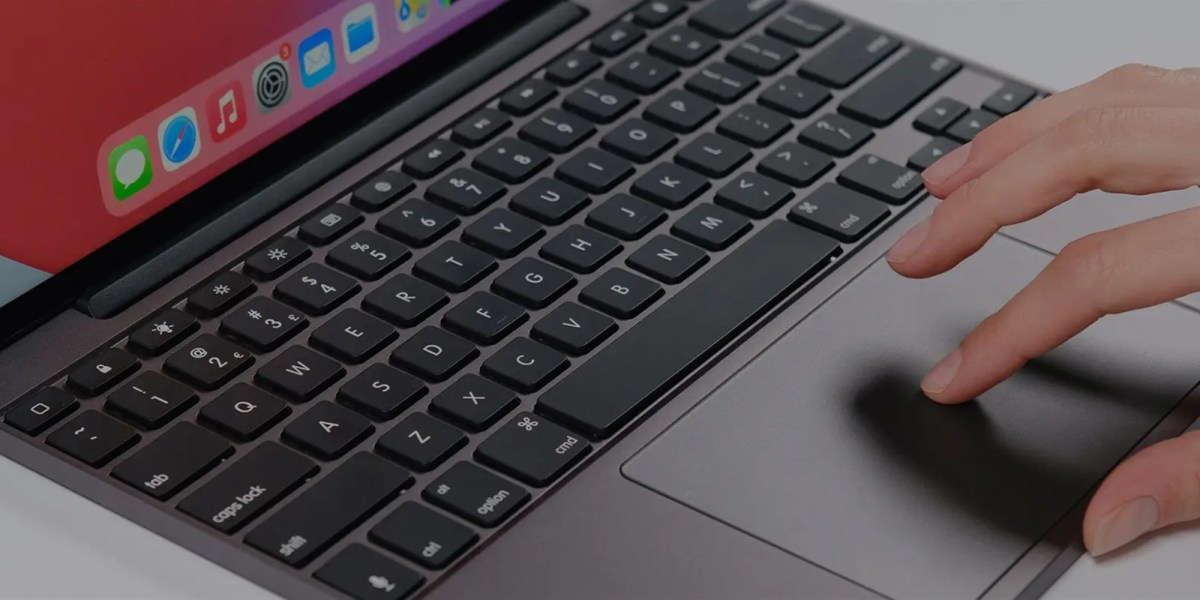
(0, 0, 559, 348)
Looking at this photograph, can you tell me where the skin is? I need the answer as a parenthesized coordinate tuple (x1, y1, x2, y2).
(887, 63, 1200, 557)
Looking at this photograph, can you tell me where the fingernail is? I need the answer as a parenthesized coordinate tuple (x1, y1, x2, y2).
(922, 349, 962, 395)
(887, 218, 930, 264)
(922, 142, 971, 185)
(1090, 496, 1159, 556)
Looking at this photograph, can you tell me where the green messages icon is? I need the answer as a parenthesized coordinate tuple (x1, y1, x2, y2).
(108, 135, 153, 200)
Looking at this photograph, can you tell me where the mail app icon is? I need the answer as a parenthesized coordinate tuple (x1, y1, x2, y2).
(298, 28, 336, 89)
(342, 3, 380, 64)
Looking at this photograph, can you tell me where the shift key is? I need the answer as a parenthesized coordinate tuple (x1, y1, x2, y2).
(178, 442, 316, 533)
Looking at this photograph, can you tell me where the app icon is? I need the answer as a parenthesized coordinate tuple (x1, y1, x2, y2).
(206, 82, 247, 143)
(395, 0, 429, 32)
(299, 28, 336, 88)
(342, 4, 380, 64)
(158, 107, 202, 172)
(108, 136, 153, 201)
(253, 55, 291, 114)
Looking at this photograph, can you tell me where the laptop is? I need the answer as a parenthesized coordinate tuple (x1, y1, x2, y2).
(3, 1, 1199, 598)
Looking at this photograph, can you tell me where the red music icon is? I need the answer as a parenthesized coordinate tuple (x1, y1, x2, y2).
(206, 81, 247, 143)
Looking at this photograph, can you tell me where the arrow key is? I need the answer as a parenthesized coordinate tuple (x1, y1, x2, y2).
(914, 97, 969, 135)
(282, 401, 373, 460)
(908, 137, 962, 172)
(946, 109, 999, 143)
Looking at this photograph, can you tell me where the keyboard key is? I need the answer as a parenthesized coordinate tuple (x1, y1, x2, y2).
(378, 198, 459, 247)
(429, 374, 519, 431)
(106, 371, 197, 430)
(327, 230, 410, 281)
(178, 442, 316, 533)
(728, 35, 796, 75)
(676, 133, 751, 177)
(581, 269, 663, 319)
(984, 82, 1037, 116)
(298, 203, 363, 246)
(188, 271, 255, 317)
(532, 303, 616, 355)
(492, 257, 575, 309)
(311, 309, 397, 364)
(402, 139, 464, 179)
(427, 168, 506, 214)
(633, 0, 684, 28)
(350, 170, 415, 212)
(338, 364, 426, 420)
(608, 53, 679, 94)
(423, 462, 529, 527)
(798, 113, 874, 157)
(362, 274, 448, 327)
(691, 0, 782, 38)
(370, 503, 478, 570)
(451, 108, 511, 148)
(482, 338, 568, 393)
(282, 402, 373, 460)
(47, 411, 139, 467)
(244, 237, 311, 281)
(377, 413, 466, 471)
(199, 383, 291, 441)
(600, 118, 676, 163)
(717, 104, 791, 147)
(443, 292, 527, 345)
(645, 89, 717, 133)
(476, 412, 590, 487)
(67, 348, 140, 397)
(672, 203, 751, 250)
(946, 109, 999, 143)
(591, 21, 646, 57)
(716, 171, 795, 217)
(648, 26, 718, 66)
(413, 241, 496, 292)
(686, 62, 758, 104)
(256, 346, 344, 402)
(545, 50, 601, 85)
(586, 193, 665, 240)
(631, 163, 709, 209)
(462, 208, 543, 258)
(564, 80, 637, 124)
(759, 75, 831, 118)
(164, 334, 253, 391)
(510, 178, 589, 224)
(220, 296, 308, 352)
(499, 79, 556, 116)
(908, 137, 961, 172)
(766, 5, 842, 47)
(519, 108, 595, 153)
(391, 327, 478, 382)
(627, 235, 708, 283)
(540, 225, 622, 273)
(127, 310, 199, 357)
(315, 544, 423, 600)
(112, 423, 231, 500)
(789, 183, 890, 242)
(4, 388, 78, 435)
(538, 220, 841, 437)
(246, 453, 412, 566)
(556, 148, 634, 193)
(837, 154, 923, 204)
(758, 142, 834, 187)
(913, 97, 970, 135)
(799, 27, 899, 88)
(276, 264, 360, 315)
(473, 139, 550, 185)
(841, 49, 962, 127)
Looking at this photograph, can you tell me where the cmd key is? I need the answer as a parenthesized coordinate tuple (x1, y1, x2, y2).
(840, 49, 962, 127)
(475, 412, 590, 486)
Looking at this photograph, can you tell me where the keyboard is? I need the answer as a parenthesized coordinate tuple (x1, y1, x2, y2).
(1, 1, 1040, 598)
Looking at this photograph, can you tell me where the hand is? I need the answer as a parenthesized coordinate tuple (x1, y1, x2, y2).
(887, 63, 1200, 556)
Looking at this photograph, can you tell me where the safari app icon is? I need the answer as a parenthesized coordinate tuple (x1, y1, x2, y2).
(107, 136, 153, 201)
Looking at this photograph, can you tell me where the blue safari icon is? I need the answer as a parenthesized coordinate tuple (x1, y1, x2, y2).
(157, 107, 202, 172)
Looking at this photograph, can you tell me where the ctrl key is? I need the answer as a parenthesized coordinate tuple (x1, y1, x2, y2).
(424, 462, 529, 527)
(315, 544, 423, 600)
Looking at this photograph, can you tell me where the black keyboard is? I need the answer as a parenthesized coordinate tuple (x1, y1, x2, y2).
(2, 1, 1038, 598)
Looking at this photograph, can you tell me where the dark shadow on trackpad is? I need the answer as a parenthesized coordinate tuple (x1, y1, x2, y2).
(623, 236, 1200, 599)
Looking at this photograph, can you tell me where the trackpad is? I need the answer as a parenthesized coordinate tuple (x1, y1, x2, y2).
(623, 235, 1200, 599)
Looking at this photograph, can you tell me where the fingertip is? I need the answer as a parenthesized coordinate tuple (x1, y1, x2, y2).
(921, 142, 973, 194)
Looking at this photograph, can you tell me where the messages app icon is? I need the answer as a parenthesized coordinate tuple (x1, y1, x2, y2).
(108, 136, 153, 201)
(299, 28, 336, 88)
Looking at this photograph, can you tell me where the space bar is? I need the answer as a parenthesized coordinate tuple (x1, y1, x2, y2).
(537, 220, 841, 438)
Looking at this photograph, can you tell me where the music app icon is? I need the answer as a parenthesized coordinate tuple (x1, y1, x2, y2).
(206, 81, 247, 143)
